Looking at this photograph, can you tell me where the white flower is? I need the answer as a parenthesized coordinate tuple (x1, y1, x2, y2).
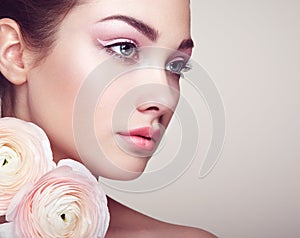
(0, 117, 55, 216)
(6, 159, 110, 238)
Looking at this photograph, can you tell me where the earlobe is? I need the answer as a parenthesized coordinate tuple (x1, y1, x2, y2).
(0, 18, 27, 85)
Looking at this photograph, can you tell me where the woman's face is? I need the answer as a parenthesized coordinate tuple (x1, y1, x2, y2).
(23, 0, 193, 180)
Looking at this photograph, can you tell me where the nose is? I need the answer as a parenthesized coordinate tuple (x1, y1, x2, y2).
(137, 99, 175, 116)
(136, 86, 179, 126)
(135, 69, 180, 124)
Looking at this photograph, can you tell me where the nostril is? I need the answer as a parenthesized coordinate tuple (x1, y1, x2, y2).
(146, 106, 159, 111)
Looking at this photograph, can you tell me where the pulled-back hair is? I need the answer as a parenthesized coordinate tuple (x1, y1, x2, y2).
(0, 0, 80, 116)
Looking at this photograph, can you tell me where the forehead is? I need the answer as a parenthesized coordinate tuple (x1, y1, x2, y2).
(71, 0, 191, 44)
(84, 0, 190, 17)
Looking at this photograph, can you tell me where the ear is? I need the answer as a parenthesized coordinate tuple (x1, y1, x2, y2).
(0, 18, 28, 85)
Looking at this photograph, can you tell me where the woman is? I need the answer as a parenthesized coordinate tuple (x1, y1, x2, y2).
(0, 0, 216, 237)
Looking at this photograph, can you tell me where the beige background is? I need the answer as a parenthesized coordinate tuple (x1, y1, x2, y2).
(102, 1, 300, 237)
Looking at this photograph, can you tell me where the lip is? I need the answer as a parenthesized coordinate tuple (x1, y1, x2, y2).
(117, 127, 161, 152)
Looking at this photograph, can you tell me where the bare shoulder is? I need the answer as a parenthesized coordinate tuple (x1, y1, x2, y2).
(105, 197, 217, 238)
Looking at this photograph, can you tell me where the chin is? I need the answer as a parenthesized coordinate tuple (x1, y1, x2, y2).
(101, 168, 144, 181)
(90, 155, 150, 181)
(112, 158, 149, 181)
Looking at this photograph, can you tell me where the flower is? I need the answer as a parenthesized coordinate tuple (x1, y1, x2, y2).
(6, 159, 110, 238)
(0, 117, 55, 216)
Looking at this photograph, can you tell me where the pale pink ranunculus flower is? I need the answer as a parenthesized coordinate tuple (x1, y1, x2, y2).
(0, 117, 55, 216)
(6, 159, 110, 238)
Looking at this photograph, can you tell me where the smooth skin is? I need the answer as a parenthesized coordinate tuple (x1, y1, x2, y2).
(0, 0, 216, 236)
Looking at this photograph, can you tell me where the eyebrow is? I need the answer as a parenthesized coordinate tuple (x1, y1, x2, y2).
(178, 39, 194, 50)
(100, 15, 158, 41)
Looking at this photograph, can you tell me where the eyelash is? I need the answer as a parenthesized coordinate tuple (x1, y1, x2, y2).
(97, 38, 192, 75)
(98, 38, 139, 64)
(165, 58, 192, 76)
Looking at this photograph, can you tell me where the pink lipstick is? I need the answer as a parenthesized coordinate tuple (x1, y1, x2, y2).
(117, 127, 161, 152)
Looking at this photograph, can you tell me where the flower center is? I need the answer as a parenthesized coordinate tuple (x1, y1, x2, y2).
(2, 158, 8, 167)
(0, 145, 19, 168)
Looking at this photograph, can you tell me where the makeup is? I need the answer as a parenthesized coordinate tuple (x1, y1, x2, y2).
(116, 127, 161, 155)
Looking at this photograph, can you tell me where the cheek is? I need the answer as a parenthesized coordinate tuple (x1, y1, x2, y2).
(26, 50, 94, 159)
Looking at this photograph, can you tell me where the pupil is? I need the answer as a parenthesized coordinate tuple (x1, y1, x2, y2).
(170, 61, 183, 72)
(120, 44, 133, 56)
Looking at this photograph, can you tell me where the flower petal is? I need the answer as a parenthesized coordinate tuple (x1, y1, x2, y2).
(0, 117, 55, 216)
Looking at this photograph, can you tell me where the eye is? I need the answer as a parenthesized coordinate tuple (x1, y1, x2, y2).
(166, 57, 191, 75)
(98, 39, 139, 62)
(110, 42, 136, 58)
